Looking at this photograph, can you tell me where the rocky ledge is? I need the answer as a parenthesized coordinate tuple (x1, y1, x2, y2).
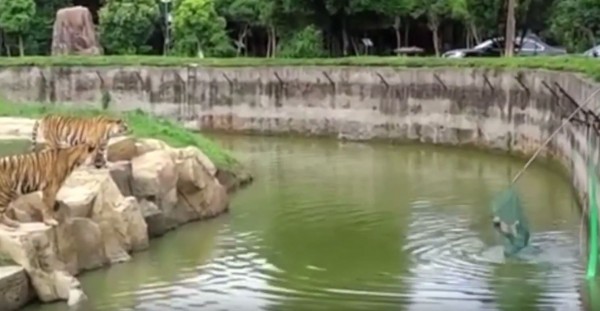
(0, 118, 251, 310)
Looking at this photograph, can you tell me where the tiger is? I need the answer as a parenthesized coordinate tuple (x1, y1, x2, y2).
(30, 114, 130, 168)
(0, 143, 101, 230)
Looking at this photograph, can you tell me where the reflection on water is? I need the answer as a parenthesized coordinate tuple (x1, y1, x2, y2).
(8, 134, 589, 311)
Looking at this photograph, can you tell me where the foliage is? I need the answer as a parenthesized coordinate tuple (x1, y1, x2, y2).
(0, 0, 35, 56)
(98, 0, 159, 54)
(173, 0, 235, 57)
(278, 25, 326, 58)
(0, 99, 240, 170)
(4, 0, 600, 58)
(549, 0, 600, 52)
(0, 0, 36, 34)
(24, 0, 71, 55)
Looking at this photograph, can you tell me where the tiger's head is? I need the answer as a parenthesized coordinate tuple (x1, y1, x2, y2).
(105, 118, 130, 137)
(66, 142, 103, 169)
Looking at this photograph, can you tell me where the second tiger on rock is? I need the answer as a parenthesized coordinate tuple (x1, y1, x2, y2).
(30, 114, 130, 168)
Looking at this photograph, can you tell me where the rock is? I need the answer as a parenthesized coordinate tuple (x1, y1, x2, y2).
(135, 138, 172, 157)
(67, 286, 87, 309)
(0, 223, 81, 303)
(176, 146, 218, 177)
(0, 266, 33, 311)
(108, 161, 134, 197)
(139, 199, 168, 238)
(131, 150, 178, 199)
(216, 168, 254, 193)
(51, 6, 102, 56)
(175, 151, 229, 220)
(57, 168, 148, 263)
(107, 136, 137, 162)
(116, 197, 149, 252)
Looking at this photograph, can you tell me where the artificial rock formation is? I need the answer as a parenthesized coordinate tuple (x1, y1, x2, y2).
(51, 6, 102, 56)
(0, 135, 230, 307)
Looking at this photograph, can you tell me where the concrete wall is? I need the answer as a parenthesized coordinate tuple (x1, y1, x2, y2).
(0, 65, 599, 205)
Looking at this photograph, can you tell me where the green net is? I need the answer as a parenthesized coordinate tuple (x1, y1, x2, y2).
(491, 187, 531, 256)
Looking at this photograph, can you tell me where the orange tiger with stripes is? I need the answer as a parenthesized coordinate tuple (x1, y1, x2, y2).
(0, 143, 101, 230)
(31, 114, 130, 168)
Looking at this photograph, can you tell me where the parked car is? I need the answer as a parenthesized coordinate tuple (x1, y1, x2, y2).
(442, 34, 567, 58)
(583, 44, 600, 57)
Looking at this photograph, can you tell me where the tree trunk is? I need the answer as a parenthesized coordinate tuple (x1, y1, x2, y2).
(271, 26, 277, 58)
(341, 17, 349, 56)
(237, 25, 249, 56)
(394, 16, 401, 53)
(466, 28, 471, 48)
(504, 0, 517, 57)
(427, 14, 441, 57)
(404, 23, 409, 46)
(266, 28, 271, 57)
(18, 34, 24, 57)
(470, 22, 481, 44)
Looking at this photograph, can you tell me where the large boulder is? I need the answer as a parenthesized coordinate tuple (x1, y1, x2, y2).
(130, 139, 229, 234)
(0, 266, 33, 311)
(0, 168, 148, 304)
(51, 6, 102, 56)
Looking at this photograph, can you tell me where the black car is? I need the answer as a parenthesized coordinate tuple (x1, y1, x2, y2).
(442, 34, 567, 58)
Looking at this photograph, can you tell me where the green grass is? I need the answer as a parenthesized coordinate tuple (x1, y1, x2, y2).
(0, 100, 241, 171)
(0, 55, 599, 79)
(0, 252, 14, 266)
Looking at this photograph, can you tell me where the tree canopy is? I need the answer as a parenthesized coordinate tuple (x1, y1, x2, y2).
(0, 0, 599, 57)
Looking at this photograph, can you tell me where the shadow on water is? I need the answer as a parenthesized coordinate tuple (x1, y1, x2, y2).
(0, 134, 589, 311)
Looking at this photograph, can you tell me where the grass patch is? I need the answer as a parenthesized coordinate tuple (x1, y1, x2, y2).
(0, 100, 241, 171)
(0, 55, 599, 79)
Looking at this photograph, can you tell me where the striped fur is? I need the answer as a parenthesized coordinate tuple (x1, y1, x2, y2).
(0, 143, 100, 230)
(30, 114, 130, 168)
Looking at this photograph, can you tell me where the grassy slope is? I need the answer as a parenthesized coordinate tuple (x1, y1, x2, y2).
(0, 100, 240, 171)
(0, 55, 599, 79)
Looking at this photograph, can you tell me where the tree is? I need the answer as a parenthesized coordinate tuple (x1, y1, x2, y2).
(98, 0, 158, 54)
(278, 24, 325, 57)
(217, 0, 262, 56)
(413, 0, 451, 56)
(504, 0, 516, 57)
(173, 0, 235, 57)
(549, 0, 600, 52)
(0, 0, 35, 56)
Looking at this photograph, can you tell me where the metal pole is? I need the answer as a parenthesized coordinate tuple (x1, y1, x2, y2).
(511, 87, 600, 184)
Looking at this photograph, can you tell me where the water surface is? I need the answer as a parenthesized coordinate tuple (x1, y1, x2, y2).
(4, 135, 595, 311)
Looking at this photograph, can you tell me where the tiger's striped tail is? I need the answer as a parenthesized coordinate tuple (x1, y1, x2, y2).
(30, 119, 40, 152)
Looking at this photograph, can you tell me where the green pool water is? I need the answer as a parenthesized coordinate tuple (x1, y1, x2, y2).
(3, 134, 595, 311)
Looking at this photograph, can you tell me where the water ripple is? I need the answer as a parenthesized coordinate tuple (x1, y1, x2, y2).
(21, 137, 587, 311)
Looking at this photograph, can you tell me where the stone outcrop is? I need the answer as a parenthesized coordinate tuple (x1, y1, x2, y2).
(0, 266, 32, 311)
(51, 6, 102, 56)
(0, 123, 233, 307)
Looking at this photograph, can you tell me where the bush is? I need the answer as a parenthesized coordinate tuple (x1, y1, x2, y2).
(278, 25, 326, 58)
